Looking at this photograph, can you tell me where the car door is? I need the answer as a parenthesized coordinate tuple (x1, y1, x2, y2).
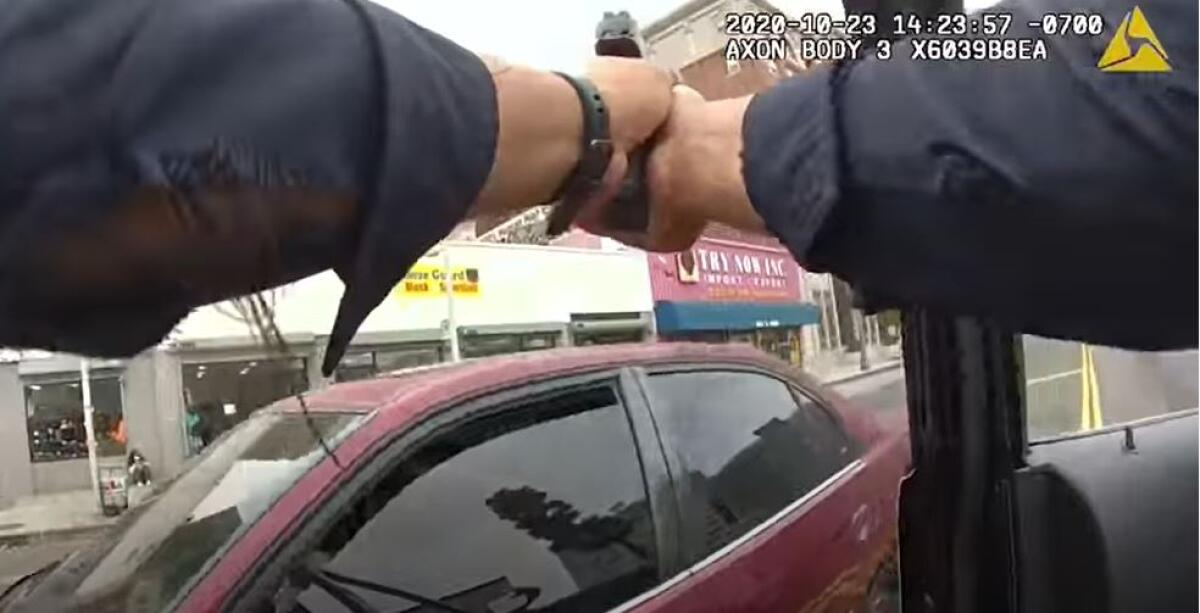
(232, 370, 676, 613)
(625, 365, 882, 613)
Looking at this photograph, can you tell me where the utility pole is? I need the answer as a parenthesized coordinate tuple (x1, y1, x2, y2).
(79, 358, 102, 510)
(442, 247, 461, 362)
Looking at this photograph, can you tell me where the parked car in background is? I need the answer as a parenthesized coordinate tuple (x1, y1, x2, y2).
(2, 343, 910, 613)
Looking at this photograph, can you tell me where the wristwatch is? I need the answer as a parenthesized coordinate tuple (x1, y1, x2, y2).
(544, 72, 614, 236)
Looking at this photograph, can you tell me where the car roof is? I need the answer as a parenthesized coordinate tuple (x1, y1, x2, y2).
(271, 342, 804, 421)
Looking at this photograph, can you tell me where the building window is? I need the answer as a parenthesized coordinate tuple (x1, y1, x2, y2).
(182, 358, 308, 455)
(333, 345, 445, 383)
(26, 375, 125, 463)
(459, 332, 561, 359)
(726, 56, 741, 75)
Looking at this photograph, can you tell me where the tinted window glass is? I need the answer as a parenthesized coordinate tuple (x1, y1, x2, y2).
(287, 385, 657, 613)
(645, 371, 854, 559)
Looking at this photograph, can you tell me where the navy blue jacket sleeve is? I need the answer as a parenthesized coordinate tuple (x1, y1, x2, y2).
(0, 0, 496, 371)
(742, 0, 1197, 350)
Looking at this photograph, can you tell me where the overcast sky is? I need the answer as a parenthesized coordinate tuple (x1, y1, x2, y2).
(380, 0, 1004, 73)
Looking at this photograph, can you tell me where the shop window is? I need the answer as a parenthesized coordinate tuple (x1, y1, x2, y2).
(182, 358, 307, 455)
(573, 330, 646, 346)
(26, 375, 125, 463)
(333, 346, 444, 383)
(460, 333, 560, 360)
(375, 346, 443, 372)
(333, 352, 375, 383)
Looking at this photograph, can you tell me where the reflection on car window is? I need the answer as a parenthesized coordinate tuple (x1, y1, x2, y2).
(1023, 335, 1199, 441)
(290, 385, 657, 613)
(644, 371, 854, 562)
(69, 412, 364, 611)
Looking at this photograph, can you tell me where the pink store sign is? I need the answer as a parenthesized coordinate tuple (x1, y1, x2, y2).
(648, 238, 803, 303)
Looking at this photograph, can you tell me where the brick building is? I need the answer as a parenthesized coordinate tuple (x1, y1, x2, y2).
(642, 0, 812, 100)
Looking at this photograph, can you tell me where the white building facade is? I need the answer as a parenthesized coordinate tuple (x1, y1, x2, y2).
(0, 242, 654, 505)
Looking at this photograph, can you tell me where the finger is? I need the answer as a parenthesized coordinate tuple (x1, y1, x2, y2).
(672, 84, 705, 102)
(574, 150, 629, 231)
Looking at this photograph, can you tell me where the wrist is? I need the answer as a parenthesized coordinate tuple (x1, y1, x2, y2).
(698, 96, 764, 233)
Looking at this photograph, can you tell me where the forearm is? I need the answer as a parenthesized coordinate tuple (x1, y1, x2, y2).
(743, 0, 1197, 349)
(469, 57, 582, 217)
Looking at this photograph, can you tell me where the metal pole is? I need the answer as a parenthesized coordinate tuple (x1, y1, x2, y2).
(826, 275, 843, 349)
(856, 311, 872, 371)
(442, 247, 461, 362)
(80, 358, 102, 510)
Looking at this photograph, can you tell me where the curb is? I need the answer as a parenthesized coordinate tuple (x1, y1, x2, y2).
(0, 523, 115, 548)
(820, 360, 904, 386)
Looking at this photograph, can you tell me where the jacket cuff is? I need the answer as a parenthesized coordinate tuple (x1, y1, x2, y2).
(325, 7, 498, 374)
(741, 66, 842, 267)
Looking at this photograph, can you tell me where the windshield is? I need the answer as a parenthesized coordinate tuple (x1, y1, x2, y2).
(11, 410, 366, 613)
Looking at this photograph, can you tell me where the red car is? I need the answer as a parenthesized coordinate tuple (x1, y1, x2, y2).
(4, 343, 910, 613)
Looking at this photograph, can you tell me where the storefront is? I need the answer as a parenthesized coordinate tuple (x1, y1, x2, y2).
(648, 237, 821, 366)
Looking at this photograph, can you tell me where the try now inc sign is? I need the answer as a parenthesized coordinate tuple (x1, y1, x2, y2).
(648, 238, 803, 303)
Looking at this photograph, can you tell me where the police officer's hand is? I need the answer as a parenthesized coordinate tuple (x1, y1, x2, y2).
(579, 85, 767, 252)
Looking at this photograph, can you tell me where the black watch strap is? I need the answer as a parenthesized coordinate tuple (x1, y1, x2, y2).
(545, 73, 614, 236)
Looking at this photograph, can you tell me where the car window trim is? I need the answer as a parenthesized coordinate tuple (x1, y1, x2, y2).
(617, 367, 684, 577)
(609, 458, 865, 613)
(640, 361, 855, 435)
(788, 385, 864, 459)
(226, 368, 666, 613)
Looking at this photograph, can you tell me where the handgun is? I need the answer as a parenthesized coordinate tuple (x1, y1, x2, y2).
(545, 11, 653, 236)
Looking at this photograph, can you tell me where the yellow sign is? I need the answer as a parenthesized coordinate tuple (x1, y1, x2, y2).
(392, 264, 480, 298)
(1098, 6, 1170, 72)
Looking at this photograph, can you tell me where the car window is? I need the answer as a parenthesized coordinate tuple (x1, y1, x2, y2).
(279, 384, 658, 613)
(23, 412, 366, 613)
(1023, 335, 1198, 441)
(644, 370, 855, 561)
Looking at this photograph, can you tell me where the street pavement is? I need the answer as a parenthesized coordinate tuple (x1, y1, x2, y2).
(831, 367, 907, 415)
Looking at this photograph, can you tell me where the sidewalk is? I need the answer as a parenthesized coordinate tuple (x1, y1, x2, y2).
(806, 345, 904, 385)
(0, 490, 119, 546)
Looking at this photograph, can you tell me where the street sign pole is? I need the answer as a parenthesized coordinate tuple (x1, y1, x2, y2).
(443, 247, 461, 362)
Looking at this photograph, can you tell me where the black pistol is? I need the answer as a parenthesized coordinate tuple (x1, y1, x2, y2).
(544, 11, 653, 237)
(592, 10, 653, 234)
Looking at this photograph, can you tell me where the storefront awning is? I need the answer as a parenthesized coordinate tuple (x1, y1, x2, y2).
(654, 301, 821, 333)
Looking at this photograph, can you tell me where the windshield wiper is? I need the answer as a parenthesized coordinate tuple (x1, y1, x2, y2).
(0, 558, 61, 601)
(303, 560, 469, 613)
